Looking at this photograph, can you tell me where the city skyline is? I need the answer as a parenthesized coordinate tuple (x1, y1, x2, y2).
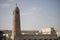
(0, 0, 60, 31)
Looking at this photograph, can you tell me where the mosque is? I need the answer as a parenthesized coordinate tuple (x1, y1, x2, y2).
(0, 4, 58, 40)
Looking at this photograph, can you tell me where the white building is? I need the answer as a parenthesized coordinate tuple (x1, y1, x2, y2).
(41, 27, 56, 35)
(56, 30, 60, 37)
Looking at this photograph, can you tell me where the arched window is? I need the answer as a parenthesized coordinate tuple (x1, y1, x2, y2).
(24, 39, 26, 40)
(49, 39, 52, 40)
(44, 39, 47, 40)
(54, 39, 57, 40)
(34, 39, 37, 40)
(28, 39, 31, 40)
(39, 39, 42, 40)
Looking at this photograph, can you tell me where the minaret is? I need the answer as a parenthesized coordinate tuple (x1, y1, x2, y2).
(11, 4, 21, 40)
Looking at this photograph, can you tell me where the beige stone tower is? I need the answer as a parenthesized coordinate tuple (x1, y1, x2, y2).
(11, 4, 21, 40)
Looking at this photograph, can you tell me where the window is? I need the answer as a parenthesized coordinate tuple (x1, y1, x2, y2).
(28, 39, 31, 40)
(49, 39, 52, 40)
(34, 39, 37, 40)
(44, 39, 47, 40)
(24, 39, 26, 40)
(54, 39, 57, 40)
(39, 39, 42, 40)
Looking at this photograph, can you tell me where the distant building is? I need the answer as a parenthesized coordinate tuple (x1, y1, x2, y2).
(56, 30, 60, 37)
(0, 29, 57, 40)
(41, 27, 56, 35)
(0, 31, 3, 40)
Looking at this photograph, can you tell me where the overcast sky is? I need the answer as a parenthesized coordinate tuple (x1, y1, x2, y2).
(0, 0, 60, 31)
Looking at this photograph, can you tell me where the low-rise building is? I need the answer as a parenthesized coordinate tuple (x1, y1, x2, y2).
(0, 27, 57, 40)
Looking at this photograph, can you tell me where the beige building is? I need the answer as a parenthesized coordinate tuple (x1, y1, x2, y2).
(56, 30, 60, 37)
(1, 30, 57, 40)
(41, 27, 56, 35)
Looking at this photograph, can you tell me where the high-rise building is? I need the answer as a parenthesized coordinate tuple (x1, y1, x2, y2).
(11, 4, 21, 40)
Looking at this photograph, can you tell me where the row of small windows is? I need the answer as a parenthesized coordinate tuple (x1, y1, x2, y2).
(23, 39, 57, 40)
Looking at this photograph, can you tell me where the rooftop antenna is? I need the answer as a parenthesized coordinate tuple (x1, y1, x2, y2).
(16, 3, 17, 7)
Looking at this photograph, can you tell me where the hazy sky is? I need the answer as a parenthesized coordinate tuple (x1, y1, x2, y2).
(0, 0, 60, 31)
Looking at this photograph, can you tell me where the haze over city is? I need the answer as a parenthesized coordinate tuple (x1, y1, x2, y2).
(0, 0, 60, 30)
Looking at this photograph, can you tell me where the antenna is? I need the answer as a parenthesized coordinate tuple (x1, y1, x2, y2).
(16, 3, 17, 6)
